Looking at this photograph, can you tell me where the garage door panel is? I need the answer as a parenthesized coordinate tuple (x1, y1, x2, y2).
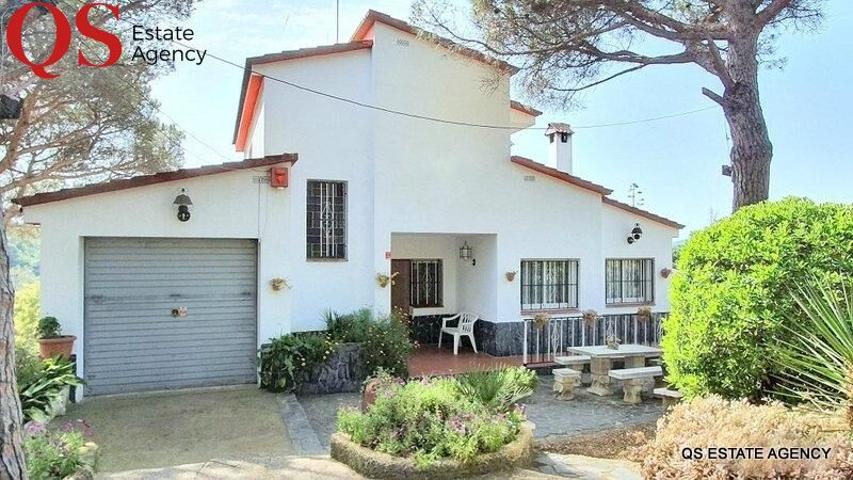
(87, 343, 257, 360)
(84, 237, 258, 396)
(86, 354, 257, 375)
(86, 316, 257, 332)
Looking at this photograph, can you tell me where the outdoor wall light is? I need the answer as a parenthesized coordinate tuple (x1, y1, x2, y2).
(627, 223, 643, 244)
(459, 241, 473, 261)
(173, 188, 193, 222)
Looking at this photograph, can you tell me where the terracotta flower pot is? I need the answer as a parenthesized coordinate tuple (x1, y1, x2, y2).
(38, 336, 76, 360)
(362, 378, 382, 412)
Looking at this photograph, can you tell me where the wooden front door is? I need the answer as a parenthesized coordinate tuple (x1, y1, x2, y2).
(390, 259, 410, 314)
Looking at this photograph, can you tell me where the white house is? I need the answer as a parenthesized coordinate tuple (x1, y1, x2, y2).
(15, 11, 682, 397)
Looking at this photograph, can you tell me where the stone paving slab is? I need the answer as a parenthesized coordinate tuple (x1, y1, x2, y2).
(297, 391, 361, 450)
(524, 376, 664, 440)
(97, 456, 361, 480)
(276, 394, 324, 454)
(533, 453, 642, 480)
(98, 454, 638, 480)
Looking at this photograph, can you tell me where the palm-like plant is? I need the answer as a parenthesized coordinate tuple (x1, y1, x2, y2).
(774, 277, 853, 429)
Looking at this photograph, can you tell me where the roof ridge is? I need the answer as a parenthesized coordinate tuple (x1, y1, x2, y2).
(351, 9, 519, 75)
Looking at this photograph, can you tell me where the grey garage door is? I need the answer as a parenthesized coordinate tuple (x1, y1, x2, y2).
(84, 237, 258, 395)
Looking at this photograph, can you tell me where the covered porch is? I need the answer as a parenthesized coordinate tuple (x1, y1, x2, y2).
(390, 232, 497, 356)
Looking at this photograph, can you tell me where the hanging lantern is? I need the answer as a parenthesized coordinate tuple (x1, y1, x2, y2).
(631, 223, 643, 240)
(459, 241, 473, 261)
(173, 188, 193, 222)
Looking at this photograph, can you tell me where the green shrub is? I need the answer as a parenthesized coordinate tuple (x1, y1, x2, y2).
(337, 377, 524, 467)
(324, 309, 373, 343)
(15, 347, 44, 388)
(14, 281, 40, 353)
(454, 367, 538, 412)
(18, 357, 84, 423)
(24, 423, 89, 480)
(258, 333, 334, 392)
(37, 316, 61, 339)
(662, 198, 853, 400)
(358, 311, 413, 378)
(773, 277, 853, 428)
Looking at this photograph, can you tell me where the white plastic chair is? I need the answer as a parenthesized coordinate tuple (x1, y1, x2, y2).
(438, 312, 478, 355)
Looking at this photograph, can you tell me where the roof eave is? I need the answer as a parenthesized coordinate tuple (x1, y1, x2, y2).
(601, 197, 684, 230)
(14, 154, 298, 208)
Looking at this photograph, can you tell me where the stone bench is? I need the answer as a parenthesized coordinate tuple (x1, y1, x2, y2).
(609, 366, 663, 404)
(653, 387, 683, 406)
(554, 355, 591, 370)
(552, 368, 582, 400)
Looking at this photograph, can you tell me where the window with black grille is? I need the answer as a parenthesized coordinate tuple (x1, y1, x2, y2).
(605, 258, 654, 304)
(410, 259, 442, 308)
(306, 180, 346, 259)
(520, 259, 579, 310)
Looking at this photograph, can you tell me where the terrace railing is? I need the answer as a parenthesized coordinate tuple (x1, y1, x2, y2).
(522, 313, 666, 365)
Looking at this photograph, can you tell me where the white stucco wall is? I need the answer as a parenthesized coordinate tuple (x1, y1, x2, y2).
(253, 48, 376, 331)
(601, 204, 677, 313)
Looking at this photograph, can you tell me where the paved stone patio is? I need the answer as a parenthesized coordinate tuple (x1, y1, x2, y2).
(523, 375, 664, 440)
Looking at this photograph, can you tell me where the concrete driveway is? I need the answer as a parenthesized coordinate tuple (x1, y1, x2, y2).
(63, 386, 293, 473)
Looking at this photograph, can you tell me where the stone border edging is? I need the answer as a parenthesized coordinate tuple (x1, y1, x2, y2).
(330, 422, 535, 479)
(277, 394, 324, 454)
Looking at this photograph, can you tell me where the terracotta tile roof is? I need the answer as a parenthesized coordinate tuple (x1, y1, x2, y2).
(511, 100, 542, 117)
(511, 155, 613, 196)
(232, 41, 374, 145)
(602, 197, 684, 229)
(13, 154, 298, 207)
(351, 10, 519, 75)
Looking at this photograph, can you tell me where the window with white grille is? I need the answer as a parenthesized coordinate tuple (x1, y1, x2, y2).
(520, 259, 579, 310)
(605, 258, 654, 304)
(306, 180, 346, 259)
(410, 259, 442, 308)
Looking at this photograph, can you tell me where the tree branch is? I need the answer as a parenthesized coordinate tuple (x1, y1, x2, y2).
(756, 0, 795, 26)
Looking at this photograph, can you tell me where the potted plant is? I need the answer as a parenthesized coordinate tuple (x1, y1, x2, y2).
(37, 316, 76, 360)
(637, 306, 653, 322)
(582, 309, 598, 327)
(532, 312, 550, 330)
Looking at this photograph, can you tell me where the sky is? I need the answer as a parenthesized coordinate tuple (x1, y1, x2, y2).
(150, 0, 853, 240)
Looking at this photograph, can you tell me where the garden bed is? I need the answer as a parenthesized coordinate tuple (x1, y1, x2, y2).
(330, 422, 535, 480)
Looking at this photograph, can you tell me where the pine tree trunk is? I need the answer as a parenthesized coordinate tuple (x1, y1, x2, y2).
(0, 214, 26, 480)
(722, 29, 773, 211)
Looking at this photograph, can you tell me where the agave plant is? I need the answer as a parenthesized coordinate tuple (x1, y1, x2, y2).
(773, 277, 853, 429)
(454, 366, 538, 412)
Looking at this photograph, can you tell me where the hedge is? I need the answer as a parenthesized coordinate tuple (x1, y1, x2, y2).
(661, 197, 853, 400)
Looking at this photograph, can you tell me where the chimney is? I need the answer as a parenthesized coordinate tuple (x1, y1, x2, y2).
(545, 122, 574, 173)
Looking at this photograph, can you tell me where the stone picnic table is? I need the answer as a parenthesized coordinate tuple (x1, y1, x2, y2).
(566, 344, 661, 397)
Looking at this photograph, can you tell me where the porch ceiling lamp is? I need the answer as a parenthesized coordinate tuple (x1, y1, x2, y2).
(459, 241, 473, 261)
(173, 188, 193, 222)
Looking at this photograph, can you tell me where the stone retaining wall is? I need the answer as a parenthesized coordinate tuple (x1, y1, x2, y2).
(295, 343, 367, 395)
